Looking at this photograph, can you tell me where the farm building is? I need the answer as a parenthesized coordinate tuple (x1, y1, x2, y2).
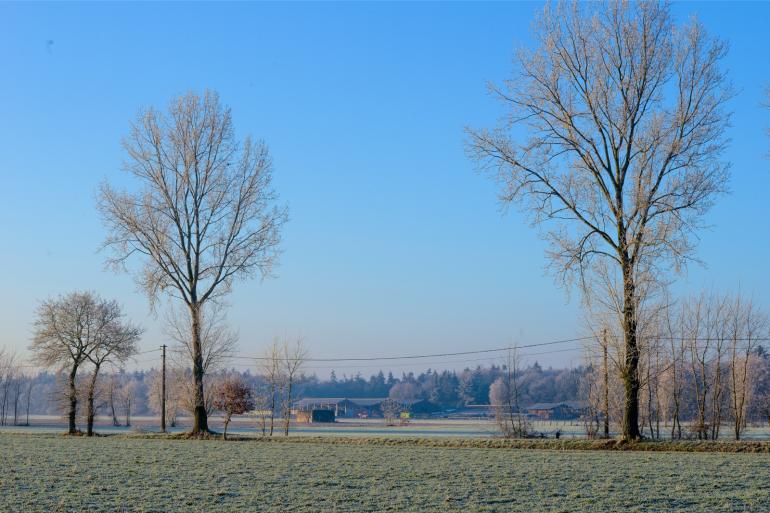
(524, 401, 589, 420)
(294, 398, 390, 419)
(294, 397, 436, 419)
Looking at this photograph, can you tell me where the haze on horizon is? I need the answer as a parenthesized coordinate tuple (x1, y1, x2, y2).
(2, 1, 769, 377)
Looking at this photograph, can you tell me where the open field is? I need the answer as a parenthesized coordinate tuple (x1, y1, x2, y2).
(4, 415, 770, 441)
(2, 433, 769, 512)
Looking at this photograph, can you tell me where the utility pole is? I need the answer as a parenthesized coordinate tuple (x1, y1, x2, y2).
(602, 328, 610, 439)
(161, 344, 167, 433)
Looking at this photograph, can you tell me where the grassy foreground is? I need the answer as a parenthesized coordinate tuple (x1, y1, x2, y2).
(2, 433, 768, 512)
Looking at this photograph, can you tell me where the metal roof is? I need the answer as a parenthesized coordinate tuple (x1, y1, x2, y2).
(525, 401, 587, 410)
(294, 397, 389, 407)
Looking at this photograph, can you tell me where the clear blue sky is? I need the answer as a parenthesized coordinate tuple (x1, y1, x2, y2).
(1, 2, 769, 376)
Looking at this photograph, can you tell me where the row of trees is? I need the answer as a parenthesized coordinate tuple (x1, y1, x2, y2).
(582, 291, 770, 441)
(0, 349, 34, 426)
(19, 285, 310, 439)
(29, 292, 141, 435)
(15, 339, 770, 435)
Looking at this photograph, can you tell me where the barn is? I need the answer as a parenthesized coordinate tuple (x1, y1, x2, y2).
(294, 397, 391, 419)
(524, 401, 589, 420)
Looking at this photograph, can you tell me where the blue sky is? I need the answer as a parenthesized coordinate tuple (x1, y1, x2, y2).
(1, 2, 769, 376)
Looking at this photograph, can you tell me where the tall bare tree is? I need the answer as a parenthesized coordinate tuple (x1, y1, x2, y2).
(98, 90, 288, 434)
(467, 1, 732, 439)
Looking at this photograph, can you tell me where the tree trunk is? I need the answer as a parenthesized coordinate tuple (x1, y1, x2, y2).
(670, 343, 681, 440)
(603, 339, 610, 438)
(223, 416, 230, 440)
(621, 265, 641, 440)
(86, 364, 100, 436)
(190, 302, 209, 434)
(67, 364, 79, 434)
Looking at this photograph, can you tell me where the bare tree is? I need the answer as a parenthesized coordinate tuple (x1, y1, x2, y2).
(83, 300, 141, 436)
(467, 1, 732, 439)
(251, 383, 271, 436)
(106, 374, 121, 426)
(30, 292, 115, 434)
(259, 339, 283, 436)
(662, 297, 687, 439)
(148, 368, 182, 428)
(0, 348, 17, 426)
(727, 295, 767, 440)
(120, 378, 139, 427)
(98, 90, 288, 434)
(23, 373, 34, 426)
(490, 347, 529, 438)
(380, 399, 402, 426)
(282, 338, 307, 436)
(580, 363, 602, 439)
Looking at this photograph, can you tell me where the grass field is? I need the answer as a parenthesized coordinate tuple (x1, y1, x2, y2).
(2, 434, 769, 512)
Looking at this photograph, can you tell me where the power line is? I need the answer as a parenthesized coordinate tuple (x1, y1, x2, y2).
(226, 336, 594, 363)
(219, 347, 585, 371)
(123, 334, 767, 369)
(602, 335, 770, 342)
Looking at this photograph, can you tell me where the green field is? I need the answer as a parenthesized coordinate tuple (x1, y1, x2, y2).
(2, 434, 768, 512)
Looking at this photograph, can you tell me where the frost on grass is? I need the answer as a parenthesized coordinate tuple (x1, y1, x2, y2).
(1, 434, 768, 512)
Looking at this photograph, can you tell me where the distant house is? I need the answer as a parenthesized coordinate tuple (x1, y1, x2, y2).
(524, 401, 588, 420)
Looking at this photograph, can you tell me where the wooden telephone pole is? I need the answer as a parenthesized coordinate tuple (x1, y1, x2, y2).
(161, 344, 167, 433)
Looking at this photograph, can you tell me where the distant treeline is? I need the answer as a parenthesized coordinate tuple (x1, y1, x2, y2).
(6, 362, 587, 420)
